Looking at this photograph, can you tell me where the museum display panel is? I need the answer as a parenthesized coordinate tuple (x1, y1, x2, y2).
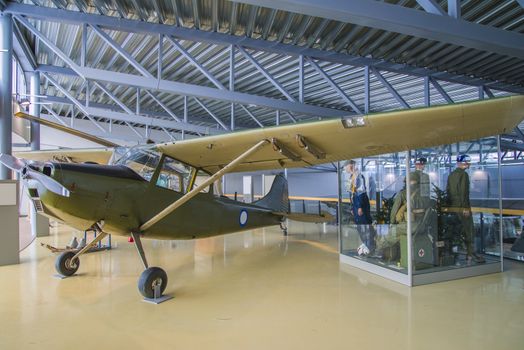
(339, 138, 504, 286)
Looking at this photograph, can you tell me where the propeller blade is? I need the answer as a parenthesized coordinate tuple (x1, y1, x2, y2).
(26, 169, 70, 197)
(0, 153, 26, 172)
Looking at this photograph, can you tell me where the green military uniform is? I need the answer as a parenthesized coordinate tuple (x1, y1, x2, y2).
(414, 169, 430, 199)
(446, 167, 474, 256)
(389, 172, 429, 227)
(386, 171, 434, 267)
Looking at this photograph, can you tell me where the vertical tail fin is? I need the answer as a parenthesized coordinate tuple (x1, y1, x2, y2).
(253, 174, 290, 213)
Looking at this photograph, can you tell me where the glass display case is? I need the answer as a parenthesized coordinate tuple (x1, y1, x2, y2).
(339, 137, 503, 286)
(339, 152, 412, 285)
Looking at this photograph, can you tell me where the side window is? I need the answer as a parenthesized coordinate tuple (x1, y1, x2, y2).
(156, 156, 192, 193)
(193, 170, 222, 196)
(194, 170, 211, 193)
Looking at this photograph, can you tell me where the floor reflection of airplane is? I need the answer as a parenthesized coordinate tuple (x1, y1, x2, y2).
(1, 96, 522, 300)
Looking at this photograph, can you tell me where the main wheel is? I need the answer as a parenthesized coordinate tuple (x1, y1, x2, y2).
(138, 267, 168, 298)
(55, 251, 80, 276)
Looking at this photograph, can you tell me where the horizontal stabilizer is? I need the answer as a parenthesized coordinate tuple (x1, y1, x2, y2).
(273, 211, 335, 223)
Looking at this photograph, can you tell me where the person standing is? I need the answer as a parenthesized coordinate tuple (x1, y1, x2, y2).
(344, 160, 375, 255)
(446, 154, 485, 264)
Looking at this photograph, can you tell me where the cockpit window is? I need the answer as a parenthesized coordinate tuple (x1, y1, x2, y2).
(114, 145, 161, 182)
(194, 170, 222, 196)
(115, 145, 194, 192)
(156, 156, 192, 193)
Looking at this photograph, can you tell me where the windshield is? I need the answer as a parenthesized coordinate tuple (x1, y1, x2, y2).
(114, 145, 161, 181)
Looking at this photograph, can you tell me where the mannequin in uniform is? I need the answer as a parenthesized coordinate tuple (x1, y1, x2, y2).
(345, 160, 375, 255)
(446, 154, 485, 264)
(414, 157, 431, 200)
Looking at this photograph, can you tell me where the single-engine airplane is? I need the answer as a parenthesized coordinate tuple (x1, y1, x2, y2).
(2, 96, 523, 298)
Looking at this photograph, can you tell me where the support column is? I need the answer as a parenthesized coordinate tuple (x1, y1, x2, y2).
(298, 55, 304, 103)
(29, 72, 50, 237)
(0, 14, 18, 265)
(182, 95, 188, 140)
(424, 76, 430, 107)
(364, 66, 370, 113)
(29, 73, 40, 151)
(0, 13, 13, 180)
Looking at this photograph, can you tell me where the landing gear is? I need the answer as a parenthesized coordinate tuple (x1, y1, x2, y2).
(55, 251, 79, 276)
(131, 232, 172, 303)
(280, 221, 288, 236)
(54, 222, 107, 277)
(138, 267, 168, 298)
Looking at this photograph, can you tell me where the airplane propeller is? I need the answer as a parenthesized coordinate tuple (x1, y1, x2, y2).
(0, 154, 70, 197)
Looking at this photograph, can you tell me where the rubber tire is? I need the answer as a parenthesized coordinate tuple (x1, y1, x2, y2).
(138, 267, 168, 299)
(55, 251, 80, 277)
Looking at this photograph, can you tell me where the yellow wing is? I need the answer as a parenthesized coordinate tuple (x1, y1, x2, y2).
(157, 96, 524, 174)
(15, 112, 120, 148)
(12, 112, 118, 164)
(13, 148, 115, 164)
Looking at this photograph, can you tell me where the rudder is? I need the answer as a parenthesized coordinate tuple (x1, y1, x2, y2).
(253, 174, 290, 213)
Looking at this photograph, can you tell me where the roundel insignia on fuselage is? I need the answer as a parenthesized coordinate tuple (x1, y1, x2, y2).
(239, 209, 248, 227)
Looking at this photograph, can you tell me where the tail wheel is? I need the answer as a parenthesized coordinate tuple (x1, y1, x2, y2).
(55, 251, 80, 276)
(138, 267, 168, 298)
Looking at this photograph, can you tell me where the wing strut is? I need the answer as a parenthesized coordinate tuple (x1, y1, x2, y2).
(139, 139, 270, 232)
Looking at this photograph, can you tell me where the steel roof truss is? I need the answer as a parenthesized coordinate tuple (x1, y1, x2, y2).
(6, 3, 523, 93)
(89, 24, 153, 78)
(42, 72, 107, 133)
(370, 67, 410, 109)
(306, 57, 362, 114)
(237, 46, 296, 102)
(415, 0, 446, 16)
(165, 36, 226, 90)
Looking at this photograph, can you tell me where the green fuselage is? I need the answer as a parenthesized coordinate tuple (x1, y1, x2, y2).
(34, 163, 282, 240)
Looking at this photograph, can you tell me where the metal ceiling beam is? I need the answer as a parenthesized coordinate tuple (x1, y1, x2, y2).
(370, 67, 410, 109)
(144, 90, 181, 122)
(514, 127, 524, 142)
(42, 72, 107, 133)
(500, 140, 524, 152)
(12, 20, 36, 73)
(236, 46, 296, 102)
(306, 57, 362, 114)
(164, 36, 225, 90)
(5, 3, 522, 93)
(38, 112, 180, 143)
(85, 106, 216, 135)
(41, 94, 222, 135)
(193, 97, 229, 131)
(89, 24, 153, 78)
(92, 81, 133, 114)
(429, 77, 454, 104)
(415, 0, 446, 16)
(229, 0, 524, 59)
(13, 8, 350, 119)
(13, 14, 81, 74)
(37, 64, 349, 117)
(448, 0, 461, 19)
(41, 104, 68, 126)
(239, 105, 264, 127)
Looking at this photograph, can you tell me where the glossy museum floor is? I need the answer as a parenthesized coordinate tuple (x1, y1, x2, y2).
(1, 222, 524, 350)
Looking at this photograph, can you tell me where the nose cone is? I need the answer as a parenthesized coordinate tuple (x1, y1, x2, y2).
(24, 163, 70, 197)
